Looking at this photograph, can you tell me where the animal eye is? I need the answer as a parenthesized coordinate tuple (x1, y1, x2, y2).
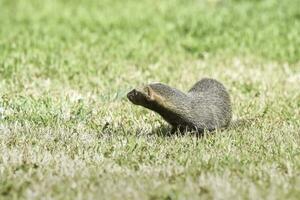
(146, 87, 151, 96)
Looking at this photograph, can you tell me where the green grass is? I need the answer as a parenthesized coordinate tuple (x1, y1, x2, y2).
(0, 0, 300, 199)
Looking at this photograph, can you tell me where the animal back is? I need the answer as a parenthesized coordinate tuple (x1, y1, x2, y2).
(188, 78, 227, 95)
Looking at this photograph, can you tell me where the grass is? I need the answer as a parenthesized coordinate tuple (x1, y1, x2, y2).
(0, 0, 300, 199)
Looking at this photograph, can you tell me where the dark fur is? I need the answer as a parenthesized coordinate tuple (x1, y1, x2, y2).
(127, 78, 232, 133)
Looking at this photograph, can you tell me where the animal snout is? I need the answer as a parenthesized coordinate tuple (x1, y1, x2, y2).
(127, 89, 137, 101)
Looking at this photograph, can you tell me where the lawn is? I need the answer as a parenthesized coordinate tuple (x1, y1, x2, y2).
(0, 0, 300, 199)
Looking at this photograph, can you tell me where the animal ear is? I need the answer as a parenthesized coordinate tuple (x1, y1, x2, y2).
(145, 86, 154, 100)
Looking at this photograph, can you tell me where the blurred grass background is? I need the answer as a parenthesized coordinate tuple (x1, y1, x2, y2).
(0, 0, 300, 199)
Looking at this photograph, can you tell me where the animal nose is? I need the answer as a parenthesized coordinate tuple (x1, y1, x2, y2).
(127, 92, 132, 100)
(127, 89, 136, 100)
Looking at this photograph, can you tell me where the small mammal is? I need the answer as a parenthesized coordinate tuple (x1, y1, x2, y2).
(127, 78, 232, 134)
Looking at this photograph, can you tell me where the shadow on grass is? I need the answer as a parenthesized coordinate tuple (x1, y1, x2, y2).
(150, 124, 173, 137)
(150, 125, 207, 138)
(150, 118, 258, 138)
